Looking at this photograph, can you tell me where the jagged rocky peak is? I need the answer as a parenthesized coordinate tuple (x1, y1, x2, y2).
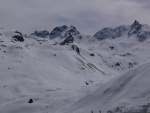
(59, 25, 82, 45)
(49, 25, 81, 40)
(60, 25, 81, 39)
(52, 25, 68, 32)
(31, 30, 49, 38)
(70, 25, 76, 29)
(131, 20, 142, 29)
(60, 32, 74, 45)
(68, 25, 80, 35)
(127, 20, 150, 41)
(94, 20, 146, 40)
(128, 20, 142, 36)
(68, 25, 77, 33)
(49, 25, 68, 39)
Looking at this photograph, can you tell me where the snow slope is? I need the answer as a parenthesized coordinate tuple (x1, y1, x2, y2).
(61, 61, 150, 113)
(0, 28, 114, 113)
(0, 20, 150, 113)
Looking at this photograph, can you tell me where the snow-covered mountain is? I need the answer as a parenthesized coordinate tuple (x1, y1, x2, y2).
(94, 20, 150, 42)
(31, 30, 50, 38)
(1, 20, 150, 113)
(31, 25, 84, 45)
(49, 25, 68, 39)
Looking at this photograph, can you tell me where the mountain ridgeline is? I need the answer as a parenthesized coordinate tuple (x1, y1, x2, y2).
(31, 20, 150, 43)
(94, 20, 150, 41)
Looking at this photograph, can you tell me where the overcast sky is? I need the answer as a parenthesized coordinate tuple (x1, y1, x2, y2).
(0, 0, 150, 35)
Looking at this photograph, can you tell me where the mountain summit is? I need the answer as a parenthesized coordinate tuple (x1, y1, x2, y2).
(128, 20, 142, 36)
(94, 20, 150, 42)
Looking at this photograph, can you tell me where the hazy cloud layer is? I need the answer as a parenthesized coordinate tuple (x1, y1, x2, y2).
(0, 0, 150, 35)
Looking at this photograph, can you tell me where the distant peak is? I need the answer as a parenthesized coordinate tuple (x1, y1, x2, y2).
(134, 20, 139, 24)
(128, 20, 142, 36)
(61, 25, 68, 29)
(131, 20, 141, 28)
(31, 30, 49, 38)
(70, 25, 76, 30)
(52, 25, 68, 32)
(49, 25, 68, 39)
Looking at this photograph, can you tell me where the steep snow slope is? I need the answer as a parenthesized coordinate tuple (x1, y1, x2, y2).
(61, 61, 150, 113)
(0, 28, 114, 113)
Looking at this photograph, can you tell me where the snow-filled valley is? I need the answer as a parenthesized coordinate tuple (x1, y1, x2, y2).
(0, 20, 150, 113)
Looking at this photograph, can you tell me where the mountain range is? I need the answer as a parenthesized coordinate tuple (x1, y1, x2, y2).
(0, 20, 150, 113)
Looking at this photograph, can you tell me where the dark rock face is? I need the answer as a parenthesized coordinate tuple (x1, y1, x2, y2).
(114, 25, 129, 37)
(128, 62, 136, 68)
(59, 25, 82, 45)
(70, 25, 76, 30)
(30, 25, 82, 44)
(31, 30, 49, 38)
(49, 25, 68, 39)
(94, 25, 129, 40)
(109, 46, 114, 50)
(115, 62, 120, 66)
(137, 31, 150, 42)
(60, 33, 74, 45)
(68, 25, 80, 36)
(94, 20, 150, 41)
(94, 28, 114, 40)
(128, 20, 150, 42)
(52, 25, 67, 32)
(85, 82, 89, 85)
(131, 20, 142, 31)
(62, 25, 68, 29)
(71, 45, 80, 54)
(15, 31, 23, 36)
(49, 25, 79, 40)
(90, 53, 94, 56)
(93, 20, 150, 42)
(28, 98, 33, 103)
(128, 20, 142, 36)
(12, 35, 24, 42)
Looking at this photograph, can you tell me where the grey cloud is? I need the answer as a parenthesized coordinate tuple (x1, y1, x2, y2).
(0, 0, 150, 35)
(126, 0, 150, 9)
